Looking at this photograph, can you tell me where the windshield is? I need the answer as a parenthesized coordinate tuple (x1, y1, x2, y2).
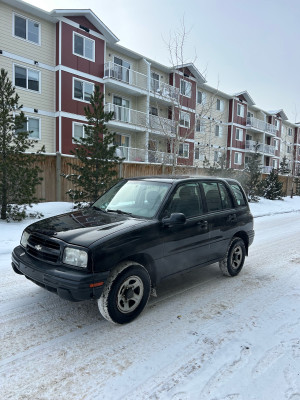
(93, 180, 171, 218)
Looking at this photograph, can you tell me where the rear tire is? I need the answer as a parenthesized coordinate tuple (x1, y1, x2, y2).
(98, 261, 151, 324)
(219, 237, 246, 277)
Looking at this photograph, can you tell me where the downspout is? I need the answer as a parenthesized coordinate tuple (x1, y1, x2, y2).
(143, 58, 151, 163)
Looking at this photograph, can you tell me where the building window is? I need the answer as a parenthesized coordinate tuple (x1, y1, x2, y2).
(235, 128, 243, 141)
(14, 65, 40, 92)
(178, 143, 189, 158)
(180, 80, 192, 97)
(17, 116, 41, 139)
(14, 13, 40, 45)
(298, 147, 300, 156)
(247, 111, 254, 118)
(196, 118, 205, 133)
(149, 106, 158, 116)
(179, 111, 190, 128)
(194, 147, 204, 161)
(151, 72, 160, 92)
(113, 95, 130, 122)
(237, 103, 244, 117)
(216, 99, 224, 111)
(288, 127, 293, 136)
(215, 125, 223, 137)
(287, 145, 291, 154)
(73, 122, 86, 141)
(73, 78, 94, 102)
(114, 56, 130, 83)
(272, 159, 278, 169)
(275, 119, 280, 130)
(274, 139, 279, 150)
(234, 152, 242, 165)
(197, 91, 206, 104)
(73, 32, 95, 61)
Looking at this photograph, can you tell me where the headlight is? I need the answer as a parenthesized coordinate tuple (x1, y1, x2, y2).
(20, 231, 30, 248)
(63, 247, 88, 269)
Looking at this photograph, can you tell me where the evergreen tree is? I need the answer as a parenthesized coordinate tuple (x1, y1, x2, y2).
(64, 86, 122, 206)
(278, 156, 291, 175)
(0, 68, 44, 221)
(260, 168, 283, 200)
(244, 144, 262, 202)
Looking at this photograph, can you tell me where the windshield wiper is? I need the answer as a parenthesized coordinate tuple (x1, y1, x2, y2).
(106, 209, 132, 216)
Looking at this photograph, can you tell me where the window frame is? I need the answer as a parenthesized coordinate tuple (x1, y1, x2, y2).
(197, 91, 206, 105)
(73, 32, 95, 62)
(16, 115, 41, 140)
(72, 121, 86, 142)
(235, 128, 243, 141)
(234, 152, 242, 165)
(237, 103, 244, 117)
(179, 111, 191, 129)
(180, 79, 192, 98)
(178, 143, 190, 158)
(13, 64, 41, 93)
(215, 124, 223, 137)
(13, 12, 41, 45)
(288, 127, 293, 136)
(216, 98, 224, 111)
(72, 77, 94, 103)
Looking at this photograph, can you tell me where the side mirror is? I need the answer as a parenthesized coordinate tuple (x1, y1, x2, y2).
(162, 213, 186, 227)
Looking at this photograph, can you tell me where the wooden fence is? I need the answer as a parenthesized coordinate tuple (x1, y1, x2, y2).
(34, 154, 294, 202)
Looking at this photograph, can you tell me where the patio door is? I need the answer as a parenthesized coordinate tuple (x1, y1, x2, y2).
(113, 96, 130, 123)
(114, 56, 130, 83)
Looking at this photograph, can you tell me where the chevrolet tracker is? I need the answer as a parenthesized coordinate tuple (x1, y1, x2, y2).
(12, 176, 254, 324)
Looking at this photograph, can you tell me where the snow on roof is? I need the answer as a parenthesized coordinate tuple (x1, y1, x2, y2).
(233, 91, 255, 106)
(267, 109, 288, 120)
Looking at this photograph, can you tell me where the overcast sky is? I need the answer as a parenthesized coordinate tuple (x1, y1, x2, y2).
(25, 0, 300, 123)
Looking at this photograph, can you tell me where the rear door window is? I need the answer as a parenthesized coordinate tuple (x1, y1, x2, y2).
(201, 182, 234, 211)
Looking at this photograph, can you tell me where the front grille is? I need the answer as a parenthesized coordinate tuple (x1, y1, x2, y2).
(27, 233, 61, 263)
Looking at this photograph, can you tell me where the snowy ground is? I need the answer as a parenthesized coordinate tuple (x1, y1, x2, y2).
(0, 197, 300, 400)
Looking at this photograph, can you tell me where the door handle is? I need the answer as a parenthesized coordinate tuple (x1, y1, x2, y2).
(197, 220, 208, 229)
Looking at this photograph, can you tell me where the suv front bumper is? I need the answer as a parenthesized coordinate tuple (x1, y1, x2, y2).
(12, 246, 109, 302)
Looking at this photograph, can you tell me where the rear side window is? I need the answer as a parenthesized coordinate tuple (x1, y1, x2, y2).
(202, 182, 223, 212)
(230, 184, 247, 206)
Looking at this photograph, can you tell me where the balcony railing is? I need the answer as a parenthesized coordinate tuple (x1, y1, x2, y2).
(245, 140, 263, 152)
(117, 146, 174, 164)
(104, 62, 147, 91)
(246, 117, 277, 135)
(263, 144, 276, 155)
(105, 103, 147, 127)
(150, 79, 180, 102)
(149, 114, 176, 135)
(262, 166, 274, 174)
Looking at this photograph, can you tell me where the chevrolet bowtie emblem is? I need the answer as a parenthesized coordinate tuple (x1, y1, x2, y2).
(35, 245, 42, 251)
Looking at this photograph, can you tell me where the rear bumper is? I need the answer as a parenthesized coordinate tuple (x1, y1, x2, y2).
(12, 246, 109, 302)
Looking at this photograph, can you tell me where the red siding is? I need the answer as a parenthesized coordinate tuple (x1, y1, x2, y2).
(60, 71, 104, 116)
(174, 72, 196, 110)
(60, 22, 104, 77)
(66, 16, 102, 34)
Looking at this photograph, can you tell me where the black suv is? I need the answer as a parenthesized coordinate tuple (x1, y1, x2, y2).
(12, 177, 254, 324)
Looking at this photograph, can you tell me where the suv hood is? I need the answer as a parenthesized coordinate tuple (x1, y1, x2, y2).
(26, 208, 147, 247)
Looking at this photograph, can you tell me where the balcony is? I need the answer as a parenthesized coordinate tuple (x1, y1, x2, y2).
(246, 117, 277, 135)
(149, 114, 176, 135)
(245, 140, 264, 153)
(104, 62, 147, 94)
(117, 146, 174, 164)
(105, 103, 147, 130)
(262, 166, 274, 174)
(150, 79, 180, 103)
(263, 144, 276, 155)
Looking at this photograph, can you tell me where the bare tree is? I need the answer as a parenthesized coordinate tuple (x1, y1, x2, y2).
(149, 19, 224, 174)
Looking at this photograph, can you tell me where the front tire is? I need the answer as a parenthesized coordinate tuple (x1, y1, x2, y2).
(219, 237, 246, 277)
(98, 261, 151, 324)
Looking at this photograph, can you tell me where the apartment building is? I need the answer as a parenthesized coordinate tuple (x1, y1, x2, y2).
(1, 0, 300, 175)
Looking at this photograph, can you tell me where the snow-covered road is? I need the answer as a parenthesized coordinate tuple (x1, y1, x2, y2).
(1, 207, 300, 400)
